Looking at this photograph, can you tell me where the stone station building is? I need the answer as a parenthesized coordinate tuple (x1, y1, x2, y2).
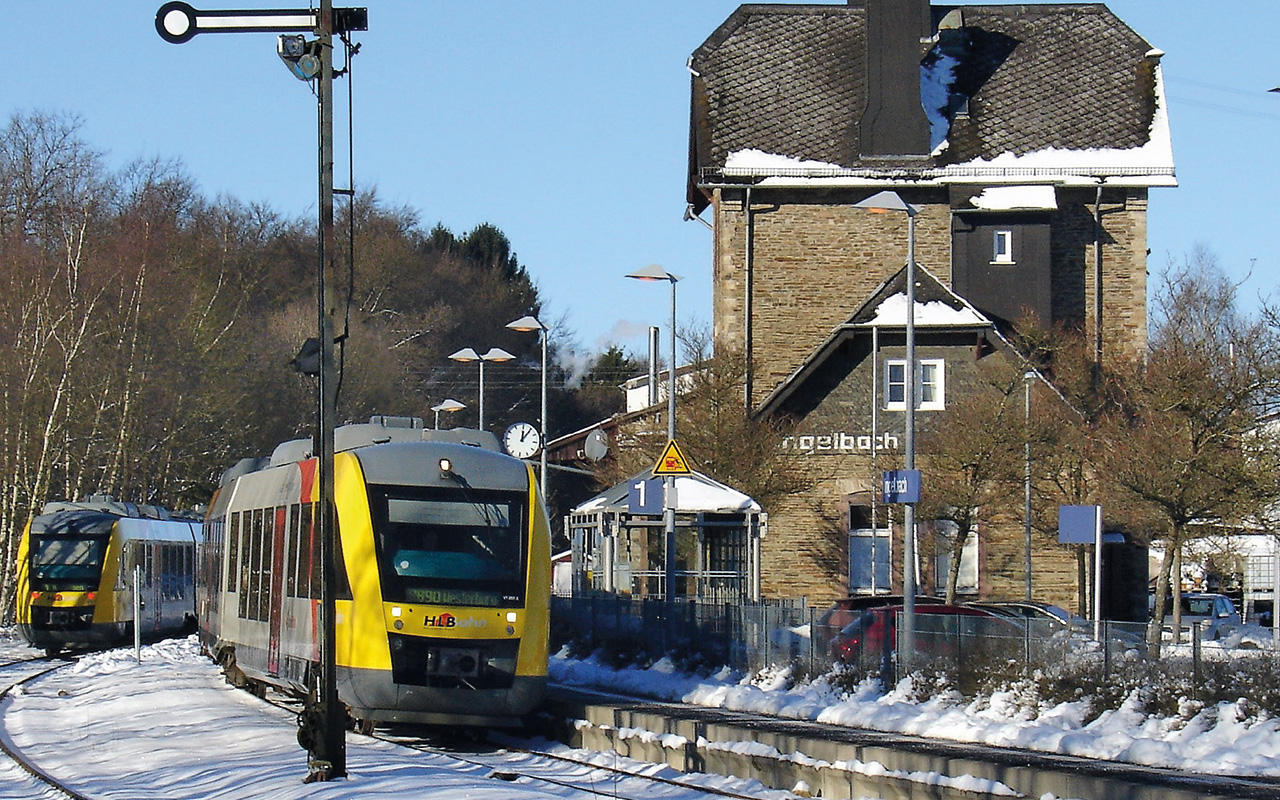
(680, 0, 1174, 606)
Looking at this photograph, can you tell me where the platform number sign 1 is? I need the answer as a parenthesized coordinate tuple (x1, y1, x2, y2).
(628, 478, 664, 515)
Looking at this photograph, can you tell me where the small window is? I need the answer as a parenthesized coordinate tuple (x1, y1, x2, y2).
(884, 358, 946, 411)
(993, 230, 1014, 264)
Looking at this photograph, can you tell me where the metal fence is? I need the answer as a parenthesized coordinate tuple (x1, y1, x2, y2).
(551, 596, 1280, 701)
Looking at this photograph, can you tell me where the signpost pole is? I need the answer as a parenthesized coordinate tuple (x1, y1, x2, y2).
(1093, 505, 1103, 641)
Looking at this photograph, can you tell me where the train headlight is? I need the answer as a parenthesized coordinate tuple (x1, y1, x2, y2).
(438, 457, 453, 475)
(506, 612, 518, 623)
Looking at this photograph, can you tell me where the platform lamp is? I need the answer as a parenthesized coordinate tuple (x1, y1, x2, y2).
(506, 315, 549, 494)
(431, 399, 466, 430)
(625, 264, 681, 604)
(854, 190, 919, 668)
(449, 347, 515, 431)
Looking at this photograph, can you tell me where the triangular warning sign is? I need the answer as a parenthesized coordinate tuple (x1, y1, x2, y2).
(653, 439, 693, 476)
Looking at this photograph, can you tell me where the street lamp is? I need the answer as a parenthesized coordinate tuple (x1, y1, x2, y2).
(449, 347, 515, 431)
(854, 190, 919, 668)
(507, 315, 549, 494)
(1024, 370, 1037, 602)
(626, 264, 680, 602)
(431, 399, 466, 430)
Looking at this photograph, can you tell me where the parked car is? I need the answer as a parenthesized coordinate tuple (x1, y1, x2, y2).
(1151, 592, 1242, 641)
(966, 600, 1090, 630)
(813, 595, 944, 651)
(828, 604, 1012, 666)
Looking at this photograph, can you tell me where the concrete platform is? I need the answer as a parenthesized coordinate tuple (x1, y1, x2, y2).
(542, 685, 1280, 800)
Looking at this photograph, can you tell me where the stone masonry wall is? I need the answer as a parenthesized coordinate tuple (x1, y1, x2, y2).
(714, 185, 1151, 409)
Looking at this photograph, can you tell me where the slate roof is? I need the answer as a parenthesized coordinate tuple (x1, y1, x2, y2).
(689, 2, 1163, 202)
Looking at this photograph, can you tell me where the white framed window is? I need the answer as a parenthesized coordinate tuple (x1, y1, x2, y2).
(992, 230, 1014, 264)
(884, 358, 946, 411)
(849, 527, 892, 593)
(934, 520, 979, 595)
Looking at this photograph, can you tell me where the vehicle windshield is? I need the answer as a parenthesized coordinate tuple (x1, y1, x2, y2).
(368, 485, 527, 608)
(1182, 597, 1218, 616)
(30, 535, 109, 591)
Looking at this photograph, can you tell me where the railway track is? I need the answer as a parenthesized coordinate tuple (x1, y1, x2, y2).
(259, 687, 785, 800)
(0, 653, 88, 800)
(376, 727, 786, 800)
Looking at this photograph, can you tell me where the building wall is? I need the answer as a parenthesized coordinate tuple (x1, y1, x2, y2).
(1049, 187, 1149, 362)
(713, 187, 953, 407)
(712, 185, 1150, 409)
(762, 338, 1082, 607)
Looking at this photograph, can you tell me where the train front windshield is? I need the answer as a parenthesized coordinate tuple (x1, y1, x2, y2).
(369, 486, 527, 608)
(29, 514, 115, 592)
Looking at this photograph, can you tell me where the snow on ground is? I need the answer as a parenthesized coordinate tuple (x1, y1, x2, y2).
(0, 635, 795, 800)
(550, 649, 1280, 778)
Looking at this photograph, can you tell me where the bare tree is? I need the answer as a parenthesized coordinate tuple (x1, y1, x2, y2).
(917, 356, 1027, 602)
(1096, 249, 1280, 643)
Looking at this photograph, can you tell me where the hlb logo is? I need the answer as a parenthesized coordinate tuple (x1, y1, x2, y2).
(424, 613, 456, 628)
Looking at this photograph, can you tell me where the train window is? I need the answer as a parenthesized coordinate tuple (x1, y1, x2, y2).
(286, 504, 299, 598)
(227, 512, 242, 592)
(334, 513, 352, 601)
(308, 503, 322, 600)
(252, 508, 267, 621)
(367, 486, 527, 608)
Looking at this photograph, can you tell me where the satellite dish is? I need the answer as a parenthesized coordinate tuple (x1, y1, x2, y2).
(584, 428, 609, 462)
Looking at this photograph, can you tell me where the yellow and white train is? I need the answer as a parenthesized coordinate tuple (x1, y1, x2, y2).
(198, 417, 552, 728)
(16, 498, 201, 656)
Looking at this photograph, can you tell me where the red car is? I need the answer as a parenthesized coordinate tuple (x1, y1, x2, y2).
(828, 604, 1007, 664)
(814, 595, 944, 649)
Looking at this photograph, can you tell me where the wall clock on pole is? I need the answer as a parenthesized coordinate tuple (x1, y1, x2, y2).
(503, 421, 541, 459)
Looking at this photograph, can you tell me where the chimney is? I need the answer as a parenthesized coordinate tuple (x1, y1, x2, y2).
(858, 0, 932, 157)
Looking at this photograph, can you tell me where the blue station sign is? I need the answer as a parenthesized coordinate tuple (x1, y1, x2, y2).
(881, 469, 921, 504)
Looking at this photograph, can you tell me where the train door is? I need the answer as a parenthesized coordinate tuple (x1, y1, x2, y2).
(267, 506, 287, 675)
(128, 542, 161, 636)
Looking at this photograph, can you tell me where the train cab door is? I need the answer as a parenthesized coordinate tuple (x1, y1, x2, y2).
(267, 506, 287, 676)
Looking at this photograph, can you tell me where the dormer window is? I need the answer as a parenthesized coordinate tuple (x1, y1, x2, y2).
(992, 230, 1014, 264)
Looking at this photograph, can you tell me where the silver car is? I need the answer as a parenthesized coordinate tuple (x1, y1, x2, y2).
(1154, 592, 1241, 641)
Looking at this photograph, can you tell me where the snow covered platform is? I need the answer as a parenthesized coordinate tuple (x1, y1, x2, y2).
(544, 683, 1280, 800)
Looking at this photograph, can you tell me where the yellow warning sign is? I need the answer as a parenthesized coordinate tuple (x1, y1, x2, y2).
(653, 439, 693, 476)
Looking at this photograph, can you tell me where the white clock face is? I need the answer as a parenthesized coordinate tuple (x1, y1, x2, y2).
(503, 422, 541, 459)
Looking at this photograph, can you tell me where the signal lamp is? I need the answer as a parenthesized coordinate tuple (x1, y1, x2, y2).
(277, 34, 322, 82)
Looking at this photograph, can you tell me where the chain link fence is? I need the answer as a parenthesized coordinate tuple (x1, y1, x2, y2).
(551, 596, 1280, 706)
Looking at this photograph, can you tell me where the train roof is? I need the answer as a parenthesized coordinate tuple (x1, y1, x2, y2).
(220, 416, 504, 486)
(38, 496, 199, 521)
(30, 508, 201, 543)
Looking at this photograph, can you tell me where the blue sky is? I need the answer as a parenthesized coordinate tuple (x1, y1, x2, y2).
(9, 2, 1279, 360)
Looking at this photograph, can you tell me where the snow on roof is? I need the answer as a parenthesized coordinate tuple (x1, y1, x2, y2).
(723, 149, 843, 172)
(921, 52, 960, 154)
(858, 292, 989, 328)
(573, 471, 761, 515)
(968, 185, 1058, 211)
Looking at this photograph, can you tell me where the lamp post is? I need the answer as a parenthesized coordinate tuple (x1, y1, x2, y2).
(507, 316, 549, 494)
(1024, 370, 1036, 602)
(431, 399, 466, 430)
(626, 265, 680, 602)
(449, 347, 515, 430)
(854, 190, 919, 668)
